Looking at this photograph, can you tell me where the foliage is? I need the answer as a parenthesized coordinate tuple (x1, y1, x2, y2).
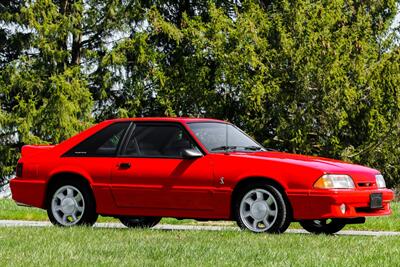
(0, 0, 93, 182)
(1, 0, 400, 186)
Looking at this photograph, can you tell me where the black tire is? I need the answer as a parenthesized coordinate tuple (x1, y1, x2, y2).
(277, 207, 292, 234)
(119, 216, 161, 228)
(299, 219, 346, 234)
(47, 179, 98, 227)
(234, 182, 290, 234)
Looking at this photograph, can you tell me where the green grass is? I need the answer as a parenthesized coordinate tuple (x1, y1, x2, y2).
(1, 199, 400, 231)
(1, 227, 400, 266)
(0, 199, 47, 221)
(0, 199, 232, 226)
(289, 201, 400, 232)
(1, 200, 400, 266)
(0, 199, 118, 223)
(340, 202, 400, 231)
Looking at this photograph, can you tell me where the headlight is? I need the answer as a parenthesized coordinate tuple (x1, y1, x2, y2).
(375, 174, 386, 189)
(314, 174, 355, 189)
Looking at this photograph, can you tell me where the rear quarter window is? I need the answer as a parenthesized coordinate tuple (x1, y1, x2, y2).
(64, 122, 130, 157)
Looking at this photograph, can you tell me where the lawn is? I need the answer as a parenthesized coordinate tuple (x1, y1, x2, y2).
(1, 199, 400, 266)
(0, 199, 221, 225)
(0, 227, 399, 266)
(1, 199, 400, 231)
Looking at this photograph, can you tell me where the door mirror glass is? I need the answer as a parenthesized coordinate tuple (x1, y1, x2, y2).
(182, 148, 203, 159)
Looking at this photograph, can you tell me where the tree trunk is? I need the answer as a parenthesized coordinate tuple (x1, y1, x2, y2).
(71, 32, 82, 65)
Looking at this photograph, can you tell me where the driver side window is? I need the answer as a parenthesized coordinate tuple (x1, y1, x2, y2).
(123, 124, 200, 158)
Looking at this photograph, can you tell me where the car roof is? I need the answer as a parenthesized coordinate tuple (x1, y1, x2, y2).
(103, 117, 227, 124)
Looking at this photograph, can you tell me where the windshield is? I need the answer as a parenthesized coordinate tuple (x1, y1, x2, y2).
(188, 122, 265, 152)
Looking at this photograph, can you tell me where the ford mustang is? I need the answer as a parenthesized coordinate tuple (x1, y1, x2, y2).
(10, 118, 394, 234)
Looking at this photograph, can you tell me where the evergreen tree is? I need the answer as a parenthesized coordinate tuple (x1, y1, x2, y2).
(1, 0, 400, 187)
(0, 0, 93, 180)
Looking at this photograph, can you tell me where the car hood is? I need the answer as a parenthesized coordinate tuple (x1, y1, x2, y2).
(230, 151, 379, 176)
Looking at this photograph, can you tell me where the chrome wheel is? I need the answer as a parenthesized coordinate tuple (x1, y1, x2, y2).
(51, 185, 85, 226)
(239, 188, 278, 232)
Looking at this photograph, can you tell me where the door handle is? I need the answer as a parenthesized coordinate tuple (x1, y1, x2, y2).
(118, 162, 131, 169)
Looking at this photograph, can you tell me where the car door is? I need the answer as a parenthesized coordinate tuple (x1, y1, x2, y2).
(110, 122, 215, 211)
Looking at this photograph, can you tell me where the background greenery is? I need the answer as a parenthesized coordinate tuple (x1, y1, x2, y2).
(1, 1, 400, 186)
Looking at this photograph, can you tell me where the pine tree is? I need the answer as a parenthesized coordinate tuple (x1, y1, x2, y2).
(1, 0, 400, 187)
(0, 0, 93, 179)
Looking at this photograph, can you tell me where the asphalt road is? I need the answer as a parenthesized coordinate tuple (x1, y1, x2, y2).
(0, 220, 399, 236)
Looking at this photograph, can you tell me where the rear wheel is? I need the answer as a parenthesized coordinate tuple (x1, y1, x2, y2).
(234, 183, 290, 233)
(47, 180, 98, 227)
(119, 216, 161, 228)
(299, 219, 346, 234)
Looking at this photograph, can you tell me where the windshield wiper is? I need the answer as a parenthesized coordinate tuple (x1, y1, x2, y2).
(211, 146, 238, 151)
(242, 146, 263, 151)
(210, 145, 264, 152)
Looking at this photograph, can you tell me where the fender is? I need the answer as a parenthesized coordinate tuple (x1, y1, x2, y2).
(233, 170, 289, 191)
(47, 165, 94, 185)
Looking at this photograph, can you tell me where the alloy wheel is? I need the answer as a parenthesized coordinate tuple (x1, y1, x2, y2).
(51, 185, 85, 226)
(239, 188, 278, 232)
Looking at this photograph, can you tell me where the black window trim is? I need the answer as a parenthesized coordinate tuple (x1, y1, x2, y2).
(62, 122, 133, 158)
(117, 121, 205, 159)
(117, 122, 135, 155)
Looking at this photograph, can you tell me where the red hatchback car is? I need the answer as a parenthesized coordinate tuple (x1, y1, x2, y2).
(11, 118, 394, 234)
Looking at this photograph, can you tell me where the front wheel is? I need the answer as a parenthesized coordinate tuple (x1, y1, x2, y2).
(119, 217, 161, 228)
(47, 180, 98, 227)
(299, 219, 346, 234)
(234, 183, 290, 233)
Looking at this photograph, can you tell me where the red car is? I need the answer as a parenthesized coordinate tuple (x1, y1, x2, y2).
(10, 118, 394, 234)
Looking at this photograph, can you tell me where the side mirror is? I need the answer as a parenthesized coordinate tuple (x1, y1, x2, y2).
(182, 148, 203, 159)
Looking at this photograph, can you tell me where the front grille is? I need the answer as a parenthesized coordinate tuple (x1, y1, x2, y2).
(16, 163, 23, 177)
(357, 182, 375, 188)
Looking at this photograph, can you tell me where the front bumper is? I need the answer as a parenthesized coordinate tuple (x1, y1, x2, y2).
(288, 188, 394, 220)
